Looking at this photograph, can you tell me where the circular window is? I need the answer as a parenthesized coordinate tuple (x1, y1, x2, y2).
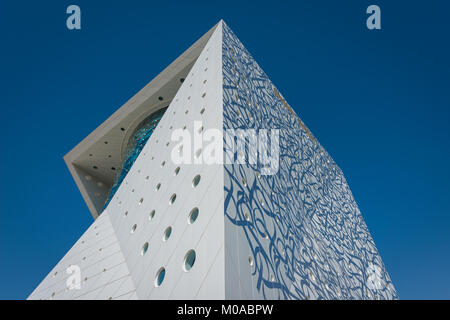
(248, 256, 254, 267)
(183, 250, 196, 272)
(169, 194, 177, 205)
(131, 224, 137, 234)
(149, 210, 156, 220)
(155, 267, 166, 287)
(141, 242, 149, 255)
(192, 175, 201, 187)
(163, 227, 172, 241)
(188, 208, 199, 224)
(174, 167, 180, 176)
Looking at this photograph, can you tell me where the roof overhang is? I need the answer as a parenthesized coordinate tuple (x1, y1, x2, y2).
(64, 22, 219, 219)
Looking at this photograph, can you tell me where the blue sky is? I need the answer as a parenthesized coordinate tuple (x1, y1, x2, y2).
(1, 0, 449, 299)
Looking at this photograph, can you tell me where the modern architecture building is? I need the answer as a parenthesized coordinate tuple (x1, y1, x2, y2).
(28, 20, 397, 300)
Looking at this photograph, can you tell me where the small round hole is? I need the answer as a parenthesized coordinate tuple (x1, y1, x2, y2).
(155, 183, 161, 191)
(138, 198, 144, 205)
(192, 175, 201, 187)
(183, 250, 196, 272)
(174, 167, 180, 176)
(141, 242, 149, 255)
(149, 210, 156, 220)
(131, 224, 137, 233)
(169, 194, 177, 205)
(123, 211, 128, 218)
(248, 256, 254, 267)
(161, 161, 166, 167)
(200, 108, 205, 114)
(188, 208, 199, 224)
(163, 227, 172, 241)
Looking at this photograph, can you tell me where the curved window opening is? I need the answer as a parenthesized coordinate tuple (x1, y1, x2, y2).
(102, 107, 168, 211)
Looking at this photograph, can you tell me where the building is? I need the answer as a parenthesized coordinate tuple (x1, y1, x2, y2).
(28, 20, 397, 300)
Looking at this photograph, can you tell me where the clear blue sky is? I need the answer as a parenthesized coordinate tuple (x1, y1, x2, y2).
(1, 0, 449, 299)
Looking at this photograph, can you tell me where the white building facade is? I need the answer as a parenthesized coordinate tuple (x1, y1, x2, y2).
(28, 21, 397, 300)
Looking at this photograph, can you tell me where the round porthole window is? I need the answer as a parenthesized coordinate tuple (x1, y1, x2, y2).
(248, 256, 254, 267)
(192, 175, 201, 187)
(183, 250, 196, 272)
(188, 208, 199, 224)
(141, 242, 149, 255)
(169, 194, 177, 205)
(163, 227, 172, 241)
(155, 267, 166, 287)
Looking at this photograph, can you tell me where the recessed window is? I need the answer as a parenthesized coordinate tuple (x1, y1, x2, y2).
(161, 161, 166, 167)
(124, 211, 128, 218)
(200, 108, 205, 114)
(149, 210, 156, 220)
(188, 208, 199, 224)
(185, 110, 189, 114)
(192, 175, 201, 187)
(183, 250, 196, 272)
(141, 242, 149, 255)
(131, 224, 137, 233)
(248, 256, 254, 267)
(174, 167, 180, 176)
(163, 227, 172, 241)
(154, 267, 166, 287)
(155, 183, 161, 191)
(138, 198, 144, 205)
(169, 194, 177, 205)
(202, 93, 206, 98)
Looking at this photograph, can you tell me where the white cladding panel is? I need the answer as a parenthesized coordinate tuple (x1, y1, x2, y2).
(103, 22, 224, 299)
(28, 211, 137, 300)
